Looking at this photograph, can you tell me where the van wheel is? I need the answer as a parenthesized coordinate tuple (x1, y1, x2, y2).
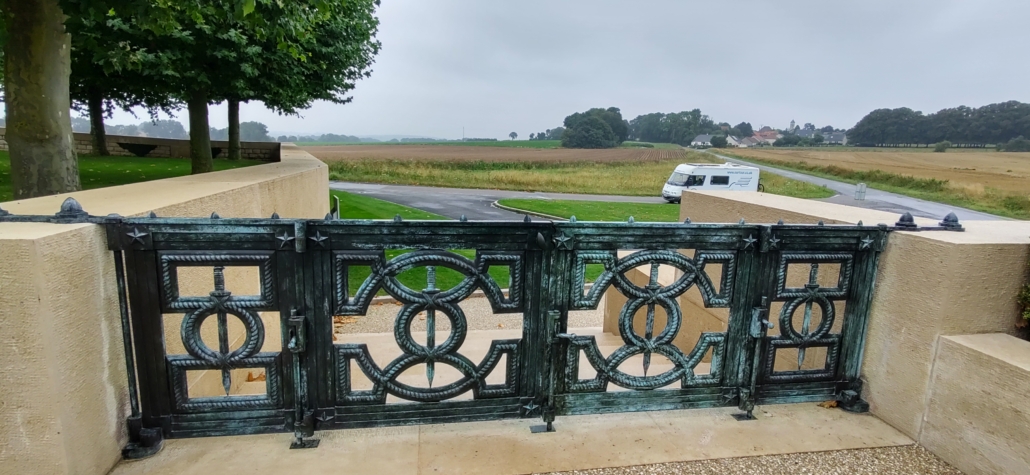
(757, 184, 765, 192)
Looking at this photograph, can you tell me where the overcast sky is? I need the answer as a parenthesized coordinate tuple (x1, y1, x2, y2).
(105, 0, 1030, 139)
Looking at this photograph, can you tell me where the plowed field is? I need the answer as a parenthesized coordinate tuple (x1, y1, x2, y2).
(304, 145, 689, 163)
(725, 148, 1030, 195)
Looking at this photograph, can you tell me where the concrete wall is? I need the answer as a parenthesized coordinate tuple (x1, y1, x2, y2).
(0, 145, 327, 475)
(676, 190, 1030, 467)
(0, 127, 281, 161)
(920, 334, 1030, 475)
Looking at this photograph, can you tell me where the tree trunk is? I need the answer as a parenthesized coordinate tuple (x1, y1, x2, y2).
(4, 0, 80, 199)
(187, 90, 213, 174)
(228, 98, 241, 160)
(87, 89, 110, 156)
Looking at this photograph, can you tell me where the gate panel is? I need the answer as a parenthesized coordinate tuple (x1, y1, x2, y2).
(310, 221, 553, 429)
(548, 223, 761, 416)
(114, 219, 302, 438)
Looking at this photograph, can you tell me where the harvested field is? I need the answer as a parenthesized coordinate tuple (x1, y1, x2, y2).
(305, 144, 689, 163)
(725, 148, 1030, 195)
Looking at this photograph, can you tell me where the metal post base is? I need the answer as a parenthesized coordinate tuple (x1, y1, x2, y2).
(731, 411, 758, 421)
(837, 390, 870, 413)
(529, 421, 555, 433)
(290, 437, 320, 449)
(122, 427, 164, 460)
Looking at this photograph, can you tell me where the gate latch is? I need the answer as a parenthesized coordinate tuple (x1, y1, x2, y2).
(749, 297, 773, 338)
(287, 309, 307, 354)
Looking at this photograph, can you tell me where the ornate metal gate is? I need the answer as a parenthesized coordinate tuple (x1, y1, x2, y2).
(0, 199, 893, 455)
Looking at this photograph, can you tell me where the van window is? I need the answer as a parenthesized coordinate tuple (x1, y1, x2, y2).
(710, 176, 730, 185)
(685, 175, 705, 186)
(667, 172, 690, 186)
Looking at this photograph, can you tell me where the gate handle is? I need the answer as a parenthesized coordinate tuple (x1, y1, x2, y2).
(749, 297, 774, 338)
(287, 309, 307, 354)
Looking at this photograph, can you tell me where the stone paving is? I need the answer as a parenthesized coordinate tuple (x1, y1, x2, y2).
(541, 445, 961, 475)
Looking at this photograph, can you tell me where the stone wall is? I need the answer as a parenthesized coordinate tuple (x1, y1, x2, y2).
(0, 127, 281, 161)
(676, 190, 1030, 474)
(0, 145, 327, 475)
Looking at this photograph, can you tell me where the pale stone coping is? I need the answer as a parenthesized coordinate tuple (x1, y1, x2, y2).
(686, 190, 1030, 245)
(0, 144, 326, 225)
(940, 333, 1030, 371)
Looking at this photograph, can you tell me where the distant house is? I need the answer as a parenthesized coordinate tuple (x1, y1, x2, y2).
(725, 136, 743, 147)
(691, 134, 713, 147)
(754, 130, 781, 145)
(823, 132, 848, 145)
(797, 129, 819, 139)
(740, 137, 762, 147)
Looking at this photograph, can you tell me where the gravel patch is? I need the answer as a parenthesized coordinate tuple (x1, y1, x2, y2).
(334, 295, 604, 334)
(538, 445, 961, 475)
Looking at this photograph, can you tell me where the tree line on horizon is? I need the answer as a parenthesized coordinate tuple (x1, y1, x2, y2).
(848, 101, 1030, 147)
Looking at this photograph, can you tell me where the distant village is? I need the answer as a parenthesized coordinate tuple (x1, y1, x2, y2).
(690, 120, 847, 148)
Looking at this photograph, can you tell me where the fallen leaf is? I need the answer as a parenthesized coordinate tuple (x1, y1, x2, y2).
(334, 316, 358, 325)
(497, 323, 505, 329)
(332, 333, 338, 342)
(818, 400, 838, 409)
(245, 371, 266, 382)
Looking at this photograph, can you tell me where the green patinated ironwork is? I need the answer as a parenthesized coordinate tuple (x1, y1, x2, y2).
(0, 198, 895, 453)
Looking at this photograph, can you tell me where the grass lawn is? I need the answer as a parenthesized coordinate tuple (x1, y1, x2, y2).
(300, 140, 563, 149)
(0, 151, 258, 202)
(499, 199, 680, 222)
(327, 150, 833, 200)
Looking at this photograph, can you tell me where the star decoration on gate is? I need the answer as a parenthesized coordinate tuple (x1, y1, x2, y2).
(308, 231, 329, 248)
(126, 228, 149, 246)
(741, 234, 757, 250)
(767, 235, 781, 250)
(553, 232, 574, 250)
(276, 232, 296, 249)
(859, 235, 875, 250)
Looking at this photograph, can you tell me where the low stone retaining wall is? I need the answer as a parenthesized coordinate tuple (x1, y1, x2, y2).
(0, 127, 281, 161)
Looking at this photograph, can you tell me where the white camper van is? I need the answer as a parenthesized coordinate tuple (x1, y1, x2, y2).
(661, 162, 761, 203)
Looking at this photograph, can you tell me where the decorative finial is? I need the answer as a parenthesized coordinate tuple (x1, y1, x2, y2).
(628, 216, 635, 223)
(394, 214, 403, 222)
(271, 212, 280, 219)
(895, 212, 917, 229)
(939, 212, 963, 230)
(524, 215, 532, 223)
(683, 217, 691, 224)
(325, 212, 334, 220)
(777, 219, 784, 225)
(55, 197, 88, 219)
(817, 220, 825, 226)
(570, 215, 577, 223)
(210, 212, 220, 219)
(147, 211, 157, 218)
(739, 218, 746, 225)
(460, 215, 467, 222)
(857, 220, 863, 226)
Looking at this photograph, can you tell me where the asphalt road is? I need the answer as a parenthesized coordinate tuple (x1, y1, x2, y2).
(703, 150, 1004, 221)
(329, 182, 665, 220)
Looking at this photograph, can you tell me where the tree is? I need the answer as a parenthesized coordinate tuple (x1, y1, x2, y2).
(564, 107, 628, 144)
(999, 136, 1030, 152)
(628, 110, 716, 145)
(709, 135, 728, 148)
(803, 123, 815, 131)
(933, 141, 951, 152)
(820, 125, 835, 133)
(813, 134, 824, 144)
(509, 132, 517, 140)
(561, 116, 617, 149)
(529, 133, 535, 140)
(239, 121, 272, 141)
(734, 122, 753, 137)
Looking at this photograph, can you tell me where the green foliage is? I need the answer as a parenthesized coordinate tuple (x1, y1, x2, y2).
(848, 101, 1030, 146)
(498, 199, 680, 222)
(998, 136, 1030, 152)
(628, 110, 716, 145)
(1019, 269, 1030, 322)
(620, 141, 655, 148)
(509, 132, 518, 140)
(735, 122, 753, 137)
(564, 107, 626, 146)
(561, 115, 618, 149)
(774, 135, 803, 147)
(933, 141, 951, 152)
(709, 135, 727, 148)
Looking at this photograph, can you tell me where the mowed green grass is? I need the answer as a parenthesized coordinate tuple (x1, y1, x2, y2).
(301, 140, 563, 149)
(0, 151, 258, 202)
(499, 199, 680, 222)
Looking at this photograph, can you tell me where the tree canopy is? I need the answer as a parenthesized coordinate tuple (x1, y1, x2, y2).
(627, 110, 717, 146)
(561, 115, 617, 149)
(848, 101, 1030, 146)
(563, 107, 628, 145)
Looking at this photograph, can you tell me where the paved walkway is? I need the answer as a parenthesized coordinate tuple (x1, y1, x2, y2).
(109, 403, 911, 475)
(703, 150, 1004, 221)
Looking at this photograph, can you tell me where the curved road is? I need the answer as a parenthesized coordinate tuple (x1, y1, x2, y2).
(703, 150, 1003, 221)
